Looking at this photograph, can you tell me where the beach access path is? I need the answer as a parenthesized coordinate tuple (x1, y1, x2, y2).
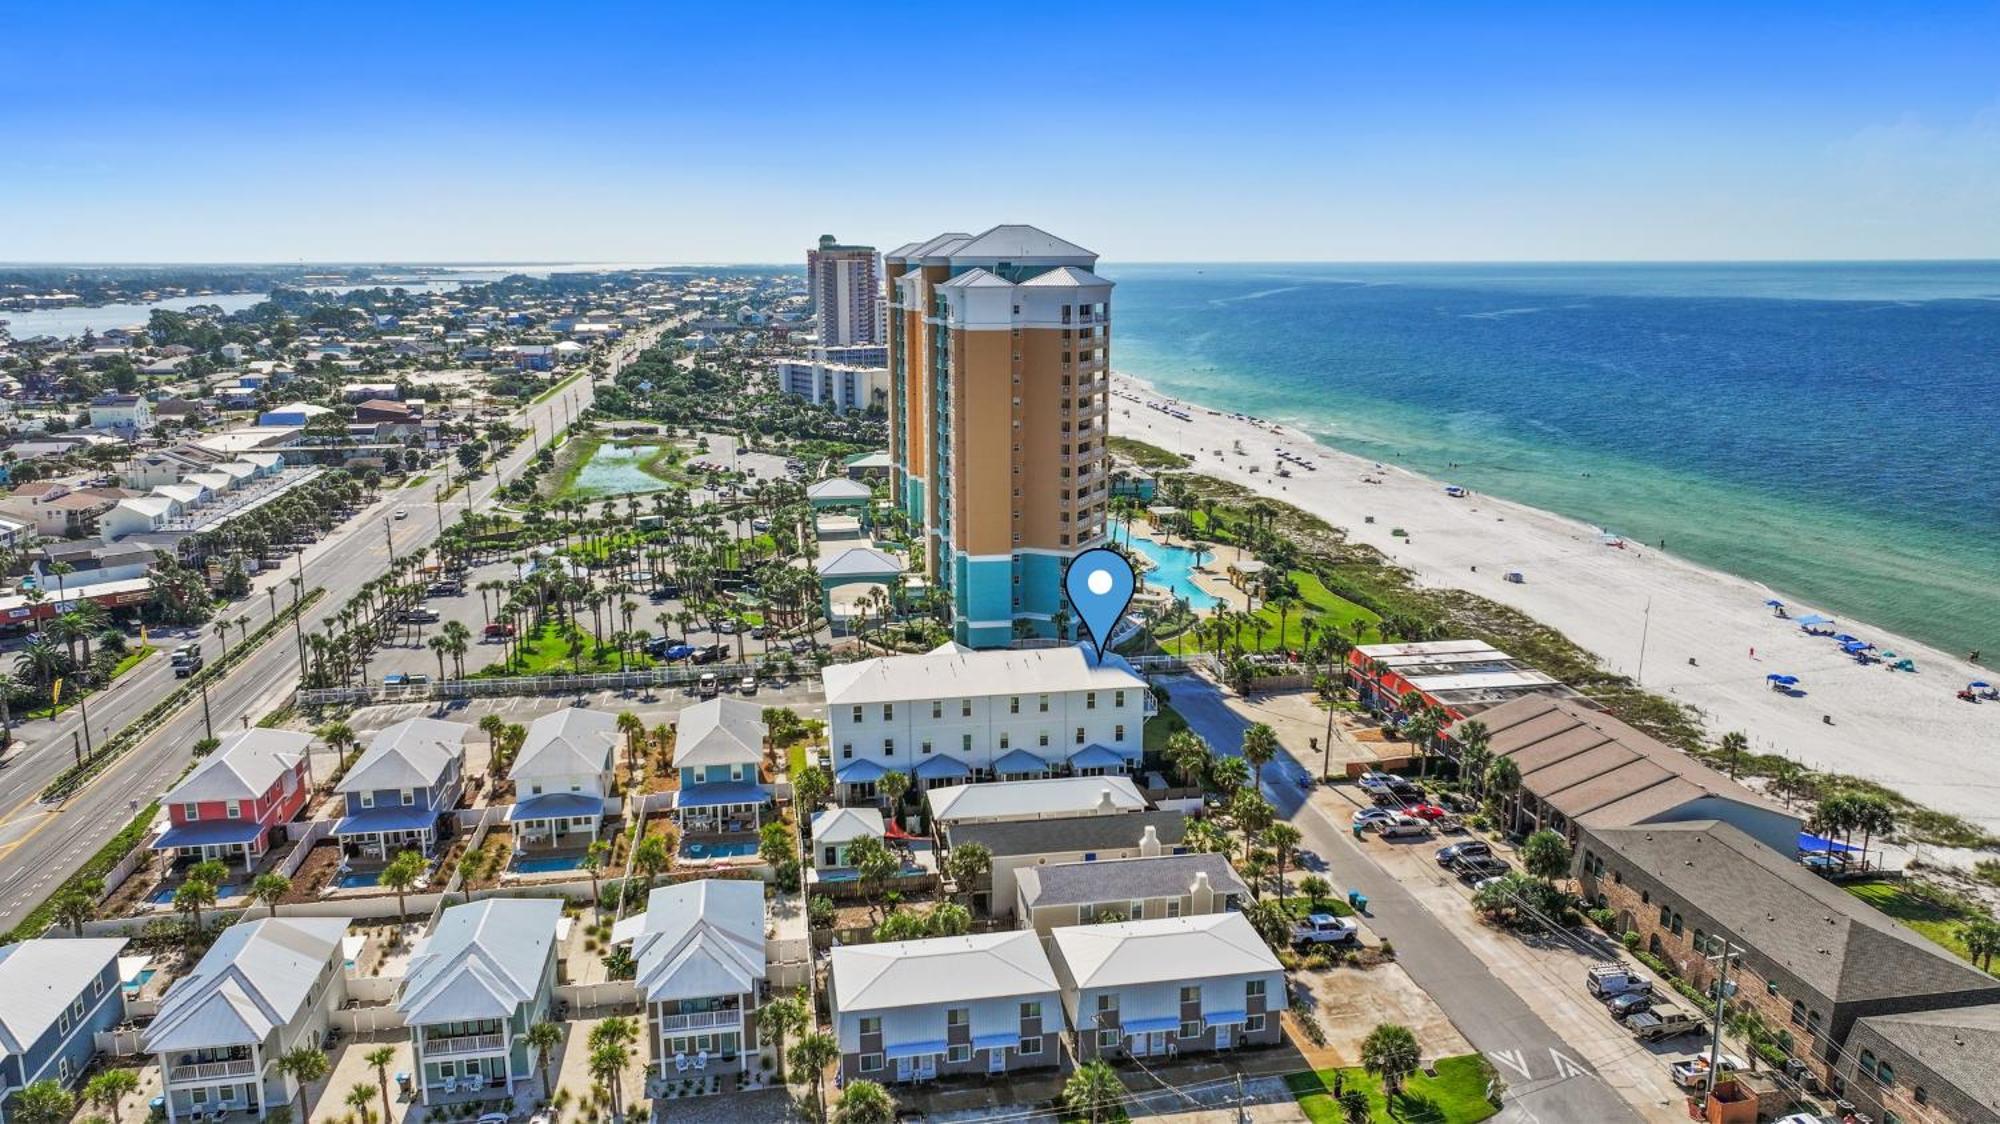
(1114, 373, 2000, 842)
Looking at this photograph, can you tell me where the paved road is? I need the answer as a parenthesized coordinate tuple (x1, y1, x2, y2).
(0, 329, 667, 930)
(1162, 679, 1643, 1124)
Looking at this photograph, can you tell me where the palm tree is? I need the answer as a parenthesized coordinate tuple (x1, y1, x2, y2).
(1960, 918, 2000, 972)
(1264, 822, 1303, 901)
(582, 839, 612, 914)
(12, 1080, 74, 1124)
(1240, 723, 1279, 792)
(760, 991, 809, 1082)
(791, 1031, 840, 1121)
(1717, 731, 1749, 779)
(833, 1080, 895, 1124)
(1360, 1023, 1422, 1097)
(525, 1021, 564, 1098)
(277, 1047, 330, 1121)
(1164, 729, 1211, 789)
(632, 833, 671, 889)
(587, 1040, 631, 1120)
(83, 1069, 139, 1122)
(1063, 1060, 1125, 1124)
(53, 889, 95, 935)
(1229, 790, 1274, 867)
(363, 1047, 395, 1124)
(1520, 829, 1572, 884)
(1450, 718, 1490, 780)
(616, 711, 646, 784)
(343, 1084, 377, 1124)
(251, 872, 291, 917)
(174, 878, 218, 937)
(1483, 755, 1522, 831)
(380, 849, 427, 938)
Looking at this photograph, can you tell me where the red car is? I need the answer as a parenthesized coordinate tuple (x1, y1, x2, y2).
(483, 622, 517, 639)
(1404, 803, 1452, 821)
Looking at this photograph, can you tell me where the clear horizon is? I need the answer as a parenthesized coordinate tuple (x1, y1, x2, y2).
(5, 2, 1999, 262)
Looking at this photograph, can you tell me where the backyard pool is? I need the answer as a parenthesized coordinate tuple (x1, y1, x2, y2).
(681, 839, 759, 861)
(1129, 536, 1223, 611)
(122, 968, 156, 994)
(513, 853, 587, 874)
(150, 881, 240, 904)
(334, 869, 382, 889)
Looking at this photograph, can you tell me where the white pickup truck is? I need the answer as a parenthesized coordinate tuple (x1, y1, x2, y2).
(1291, 913, 1360, 947)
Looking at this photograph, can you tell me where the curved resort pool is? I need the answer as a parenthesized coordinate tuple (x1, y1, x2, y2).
(1128, 536, 1223, 612)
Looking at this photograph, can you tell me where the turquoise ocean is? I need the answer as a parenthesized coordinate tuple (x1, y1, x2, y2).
(1104, 263, 2000, 659)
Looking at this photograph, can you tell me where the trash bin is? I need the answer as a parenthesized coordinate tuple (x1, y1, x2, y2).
(1352, 823, 1365, 840)
(1348, 890, 1368, 912)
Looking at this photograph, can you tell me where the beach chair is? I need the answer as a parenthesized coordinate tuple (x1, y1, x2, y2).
(467, 1074, 485, 1093)
(695, 1050, 709, 1071)
(674, 1053, 689, 1074)
(442, 1077, 458, 1096)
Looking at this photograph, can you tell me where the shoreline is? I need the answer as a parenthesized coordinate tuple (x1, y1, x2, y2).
(1111, 370, 2000, 841)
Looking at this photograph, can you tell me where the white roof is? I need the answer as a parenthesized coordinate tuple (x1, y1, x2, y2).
(806, 477, 873, 501)
(937, 267, 1016, 290)
(818, 547, 904, 579)
(821, 644, 1145, 707)
(1018, 265, 1114, 288)
(398, 898, 560, 1024)
(165, 729, 312, 804)
(831, 931, 1056, 1013)
(184, 472, 234, 491)
(949, 224, 1096, 262)
(673, 697, 764, 770)
(927, 775, 1145, 825)
(1049, 912, 1280, 991)
(811, 806, 883, 846)
(146, 917, 349, 1052)
(267, 401, 332, 417)
(0, 938, 127, 1061)
(512, 708, 618, 780)
(155, 484, 206, 505)
(115, 496, 174, 518)
(618, 880, 766, 1002)
(341, 717, 468, 792)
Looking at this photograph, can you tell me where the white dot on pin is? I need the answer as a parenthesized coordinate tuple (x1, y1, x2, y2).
(1087, 570, 1113, 596)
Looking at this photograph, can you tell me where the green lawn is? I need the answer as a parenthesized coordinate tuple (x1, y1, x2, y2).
(787, 741, 810, 780)
(1143, 696, 1189, 755)
(1281, 894, 1357, 919)
(1164, 566, 1382, 656)
(1844, 880, 1986, 965)
(479, 622, 656, 678)
(1288, 1057, 1499, 1124)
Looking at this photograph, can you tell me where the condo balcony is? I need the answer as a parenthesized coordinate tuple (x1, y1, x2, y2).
(167, 1054, 257, 1084)
(423, 1032, 508, 1058)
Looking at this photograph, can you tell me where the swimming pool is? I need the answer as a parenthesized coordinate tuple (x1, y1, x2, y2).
(1129, 536, 1224, 611)
(513, 853, 586, 874)
(681, 839, 758, 860)
(334, 869, 382, 889)
(123, 968, 156, 994)
(150, 881, 240, 904)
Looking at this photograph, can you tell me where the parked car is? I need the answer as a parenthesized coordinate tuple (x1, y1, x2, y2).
(1454, 857, 1511, 884)
(1291, 913, 1360, 947)
(483, 622, 517, 640)
(790, 637, 815, 653)
(1376, 815, 1433, 840)
(1623, 1004, 1703, 1041)
(1668, 1054, 1744, 1090)
(383, 673, 431, 687)
(1403, 803, 1452, 820)
(1606, 991, 1655, 1019)
(398, 607, 441, 624)
(1356, 771, 1399, 794)
(697, 673, 719, 698)
(1586, 963, 1653, 999)
(1437, 840, 1492, 866)
(1353, 807, 1398, 827)
(751, 518, 771, 532)
(394, 508, 409, 520)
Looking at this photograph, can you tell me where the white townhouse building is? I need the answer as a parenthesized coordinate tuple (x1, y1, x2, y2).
(1048, 912, 1284, 1063)
(398, 898, 561, 1104)
(613, 880, 767, 1086)
(146, 918, 350, 1123)
(828, 931, 1062, 1086)
(507, 709, 618, 851)
(820, 645, 1152, 799)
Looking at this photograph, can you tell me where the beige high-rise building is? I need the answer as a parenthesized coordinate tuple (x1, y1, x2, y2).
(806, 234, 881, 347)
(884, 226, 1112, 648)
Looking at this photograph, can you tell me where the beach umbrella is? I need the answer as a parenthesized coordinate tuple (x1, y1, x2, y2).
(1765, 673, 1799, 685)
(1972, 681, 1992, 689)
(1764, 599, 1785, 607)
(1841, 641, 1870, 652)
(1835, 633, 1860, 643)
(1795, 613, 1833, 627)
(1879, 651, 1898, 659)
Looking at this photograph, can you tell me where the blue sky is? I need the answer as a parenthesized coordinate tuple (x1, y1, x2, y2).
(3, 2, 1997, 263)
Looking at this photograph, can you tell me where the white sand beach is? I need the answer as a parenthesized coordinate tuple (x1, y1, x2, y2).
(1113, 373, 2000, 841)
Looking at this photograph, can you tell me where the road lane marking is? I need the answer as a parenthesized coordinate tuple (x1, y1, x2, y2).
(1489, 1049, 1533, 1081)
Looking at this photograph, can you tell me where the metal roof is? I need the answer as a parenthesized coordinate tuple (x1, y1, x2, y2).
(164, 729, 311, 804)
(341, 717, 468, 793)
(513, 709, 618, 781)
(811, 806, 883, 846)
(0, 938, 127, 1061)
(621, 880, 766, 1003)
(398, 898, 561, 1024)
(1049, 912, 1279, 991)
(821, 644, 1144, 707)
(673, 697, 764, 770)
(146, 917, 349, 1053)
(1015, 852, 1247, 910)
(927, 775, 1145, 825)
(830, 930, 1056, 1013)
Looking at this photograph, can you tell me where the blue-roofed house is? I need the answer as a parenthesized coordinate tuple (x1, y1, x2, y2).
(333, 718, 468, 863)
(0, 938, 128, 1123)
(668, 698, 770, 836)
(397, 898, 561, 1105)
(507, 710, 617, 853)
(146, 917, 350, 1123)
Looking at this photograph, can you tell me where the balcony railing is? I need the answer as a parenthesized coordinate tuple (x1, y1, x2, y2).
(423, 1033, 507, 1058)
(659, 1009, 742, 1032)
(169, 1058, 257, 1083)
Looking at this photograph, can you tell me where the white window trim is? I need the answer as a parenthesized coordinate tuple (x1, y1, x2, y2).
(859, 1053, 883, 1073)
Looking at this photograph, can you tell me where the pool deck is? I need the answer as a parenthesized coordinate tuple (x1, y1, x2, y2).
(1130, 521, 1257, 615)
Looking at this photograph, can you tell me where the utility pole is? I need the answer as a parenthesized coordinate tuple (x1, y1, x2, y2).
(77, 690, 93, 759)
(1702, 940, 1743, 1109)
(199, 675, 214, 741)
(384, 518, 396, 567)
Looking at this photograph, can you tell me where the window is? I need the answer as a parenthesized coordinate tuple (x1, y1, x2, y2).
(1086, 692, 1097, 710)
(1658, 905, 1671, 927)
(1098, 1029, 1120, 1048)
(1018, 1036, 1043, 1055)
(947, 1008, 969, 1027)
(1115, 725, 1125, 741)
(999, 734, 1010, 750)
(58, 1009, 71, 1034)
(71, 998, 83, 1019)
(1038, 694, 1050, 713)
(860, 1054, 883, 1073)
(360, 791, 375, 809)
(1860, 1050, 1878, 1079)
(1915, 1087, 1929, 1105)
(1807, 1010, 1823, 1039)
(1179, 1020, 1204, 1039)
(1009, 697, 1020, 714)
(1115, 690, 1126, 707)
(1694, 928, 1706, 952)
(1167, 899, 1182, 917)
(1247, 1014, 1266, 1032)
(882, 738, 894, 756)
(1096, 995, 1116, 1013)
(962, 699, 972, 717)
(948, 1044, 972, 1063)
(851, 706, 863, 724)
(1246, 979, 1267, 1000)
(93, 975, 104, 998)
(841, 743, 853, 759)
(859, 1017, 881, 1036)
(1789, 1000, 1806, 1026)
(1876, 1060, 1895, 1086)
(402, 789, 415, 806)
(58, 1057, 72, 1082)
(1020, 1001, 1041, 1020)
(1128, 901, 1144, 920)
(183, 802, 199, 821)
(226, 800, 241, 819)
(962, 734, 972, 752)
(883, 704, 894, 720)
(1670, 912, 1684, 936)
(1039, 732, 1049, 747)
(1075, 727, 1086, 745)
(1180, 985, 1201, 1005)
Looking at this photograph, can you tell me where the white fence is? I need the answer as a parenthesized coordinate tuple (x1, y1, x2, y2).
(297, 658, 816, 706)
(334, 1003, 407, 1036)
(557, 981, 640, 1015)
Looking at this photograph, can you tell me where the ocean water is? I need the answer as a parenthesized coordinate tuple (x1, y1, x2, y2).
(1106, 263, 2000, 659)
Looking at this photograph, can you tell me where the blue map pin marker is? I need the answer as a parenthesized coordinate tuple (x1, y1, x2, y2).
(1064, 547, 1135, 663)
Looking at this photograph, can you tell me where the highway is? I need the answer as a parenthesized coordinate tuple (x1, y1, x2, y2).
(0, 329, 664, 931)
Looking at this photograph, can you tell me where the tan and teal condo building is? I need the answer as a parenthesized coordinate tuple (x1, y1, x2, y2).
(884, 225, 1113, 648)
